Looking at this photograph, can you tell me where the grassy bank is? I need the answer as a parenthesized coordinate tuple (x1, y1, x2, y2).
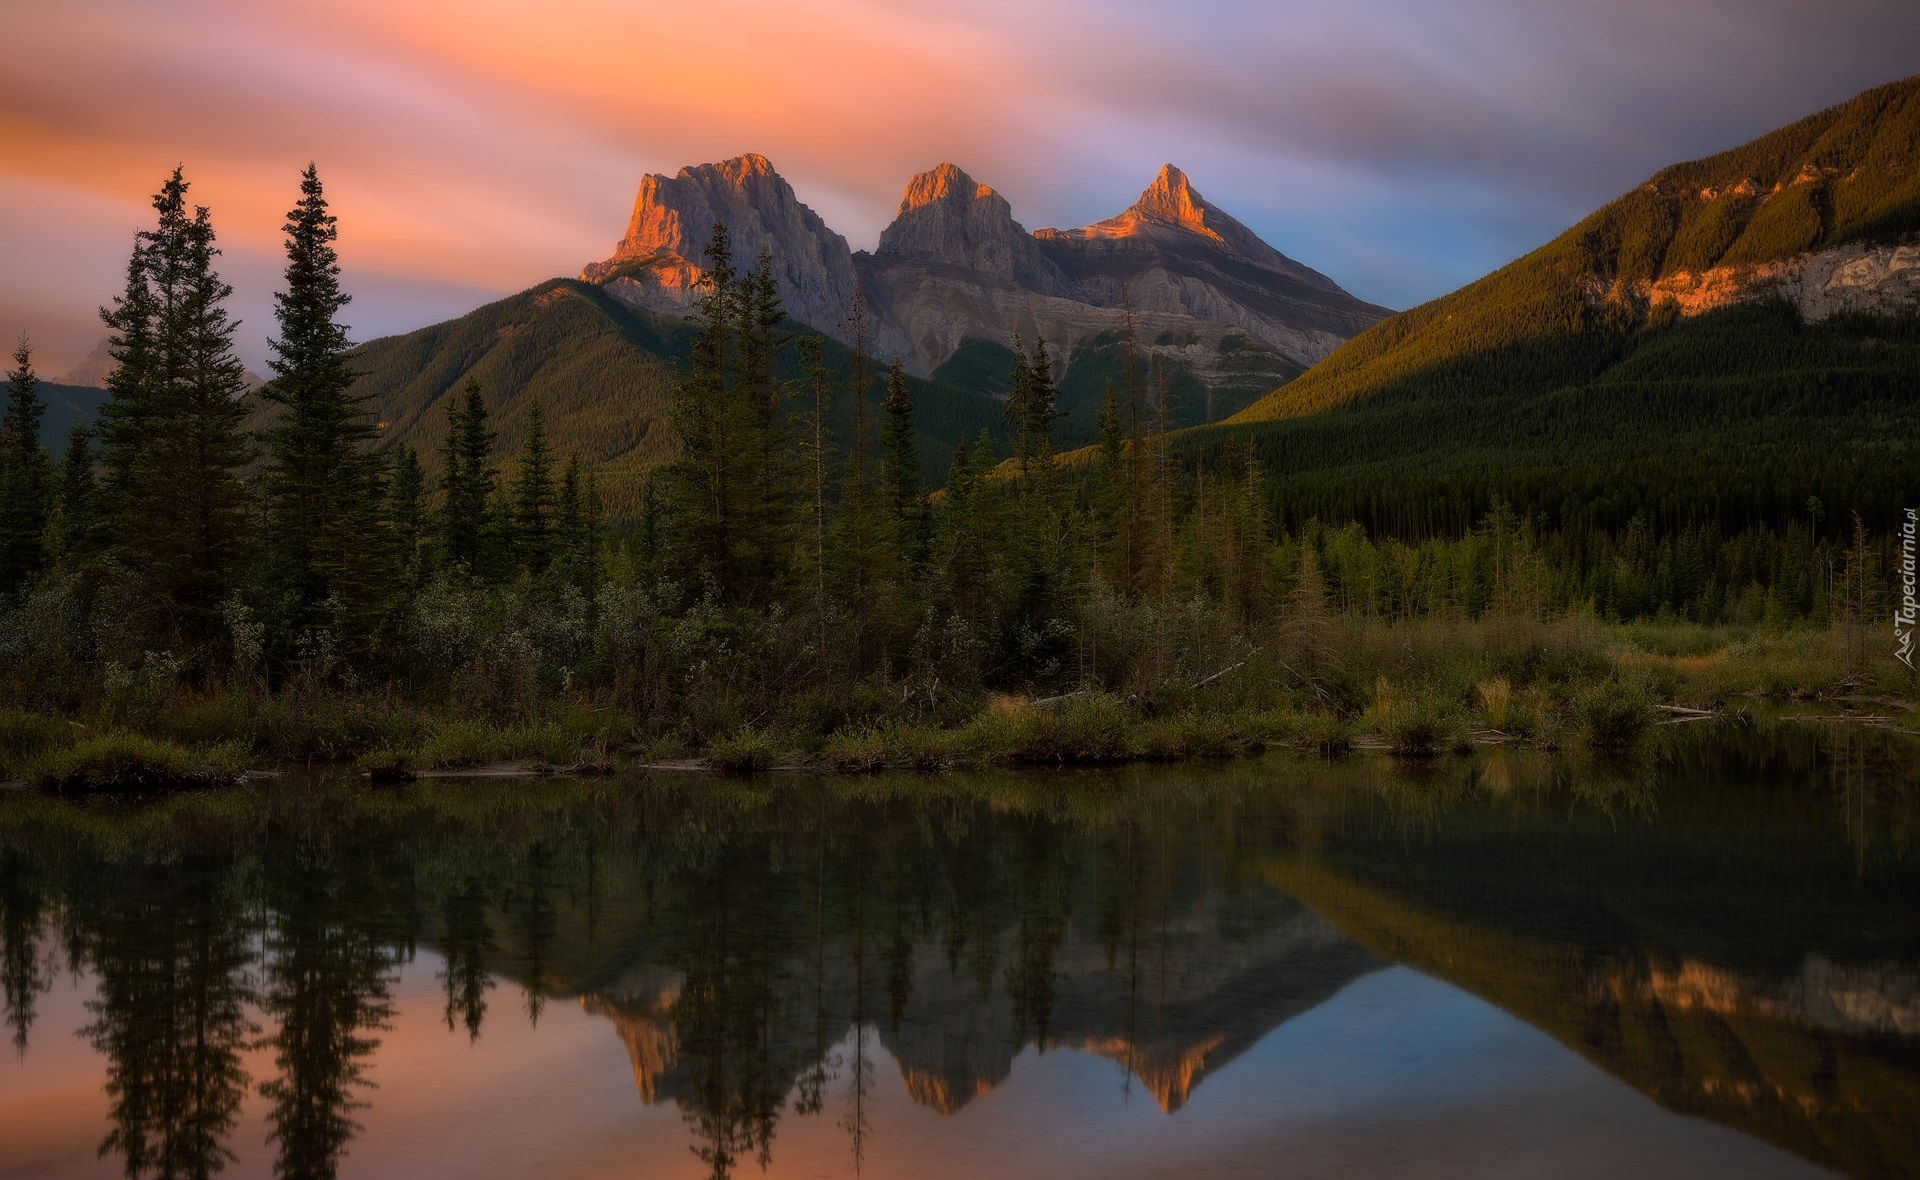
(2, 616, 1910, 790)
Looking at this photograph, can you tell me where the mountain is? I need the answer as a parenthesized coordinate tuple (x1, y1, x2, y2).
(1169, 75, 1920, 538)
(58, 338, 117, 389)
(329, 278, 1006, 518)
(1032, 164, 1383, 363)
(578, 153, 875, 354)
(35, 382, 110, 449)
(580, 156, 1390, 431)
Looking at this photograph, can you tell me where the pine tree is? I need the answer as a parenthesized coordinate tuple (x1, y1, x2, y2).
(663, 222, 739, 592)
(1092, 380, 1127, 582)
(54, 424, 95, 559)
(94, 244, 158, 540)
(794, 335, 835, 623)
(387, 444, 426, 590)
(439, 378, 496, 576)
(94, 168, 254, 647)
(554, 457, 602, 605)
(879, 359, 918, 528)
(260, 164, 388, 652)
(512, 400, 556, 575)
(0, 337, 54, 598)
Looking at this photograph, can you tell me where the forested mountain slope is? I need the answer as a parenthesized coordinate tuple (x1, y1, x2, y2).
(1167, 76, 1920, 541)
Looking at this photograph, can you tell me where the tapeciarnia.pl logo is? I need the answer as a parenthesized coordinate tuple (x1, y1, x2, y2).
(1898, 508, 1917, 670)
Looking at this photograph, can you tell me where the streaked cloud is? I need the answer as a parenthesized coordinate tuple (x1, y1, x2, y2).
(2, 0, 1914, 372)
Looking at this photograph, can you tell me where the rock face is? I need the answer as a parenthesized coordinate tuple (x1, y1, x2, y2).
(1031, 165, 1387, 366)
(1629, 240, 1920, 321)
(582, 155, 1392, 420)
(874, 163, 1071, 295)
(580, 154, 874, 350)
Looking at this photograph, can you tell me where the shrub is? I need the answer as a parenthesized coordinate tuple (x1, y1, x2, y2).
(1575, 678, 1654, 751)
(1380, 693, 1461, 759)
(707, 726, 777, 774)
(32, 733, 245, 793)
(1476, 678, 1512, 731)
(0, 710, 70, 779)
(1304, 713, 1355, 758)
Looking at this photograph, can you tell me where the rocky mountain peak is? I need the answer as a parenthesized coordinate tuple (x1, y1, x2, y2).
(876, 164, 1067, 292)
(581, 154, 867, 348)
(1129, 164, 1219, 239)
(897, 162, 996, 214)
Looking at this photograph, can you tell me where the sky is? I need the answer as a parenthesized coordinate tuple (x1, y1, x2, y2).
(3, 0, 1917, 376)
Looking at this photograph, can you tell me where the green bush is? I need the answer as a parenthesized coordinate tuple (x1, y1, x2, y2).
(0, 710, 71, 779)
(32, 733, 245, 793)
(1575, 678, 1655, 751)
(707, 726, 777, 774)
(1379, 692, 1462, 759)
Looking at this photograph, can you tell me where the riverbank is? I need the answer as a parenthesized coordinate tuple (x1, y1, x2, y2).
(1, 620, 1912, 791)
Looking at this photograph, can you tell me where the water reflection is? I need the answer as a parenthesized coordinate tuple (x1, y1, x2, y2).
(0, 723, 1915, 1179)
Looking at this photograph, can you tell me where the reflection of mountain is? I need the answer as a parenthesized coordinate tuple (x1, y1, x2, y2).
(1265, 859, 1920, 1180)
(565, 889, 1383, 1116)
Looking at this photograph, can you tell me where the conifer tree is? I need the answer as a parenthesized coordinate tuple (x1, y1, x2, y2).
(94, 245, 157, 538)
(260, 164, 388, 650)
(879, 359, 918, 528)
(663, 222, 739, 592)
(439, 378, 496, 576)
(54, 424, 95, 559)
(555, 457, 602, 605)
(95, 168, 254, 646)
(387, 444, 426, 590)
(0, 337, 53, 598)
(512, 400, 556, 575)
(794, 335, 834, 622)
(1092, 380, 1127, 581)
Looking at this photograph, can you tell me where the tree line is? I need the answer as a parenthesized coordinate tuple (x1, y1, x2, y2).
(0, 169, 1904, 737)
(0, 166, 600, 697)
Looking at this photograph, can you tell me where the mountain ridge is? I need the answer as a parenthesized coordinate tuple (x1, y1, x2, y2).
(578, 153, 1390, 405)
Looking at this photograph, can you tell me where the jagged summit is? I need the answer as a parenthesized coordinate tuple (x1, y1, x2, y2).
(896, 162, 997, 215)
(875, 163, 1068, 293)
(581, 153, 869, 351)
(1113, 163, 1222, 240)
(581, 153, 1388, 388)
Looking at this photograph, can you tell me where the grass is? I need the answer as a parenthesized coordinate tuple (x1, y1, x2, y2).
(30, 732, 246, 793)
(5, 617, 1910, 789)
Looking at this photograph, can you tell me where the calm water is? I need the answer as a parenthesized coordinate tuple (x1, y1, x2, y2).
(1, 724, 1916, 1179)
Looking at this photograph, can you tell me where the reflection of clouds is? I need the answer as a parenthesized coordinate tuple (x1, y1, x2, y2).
(5, 0, 1918, 368)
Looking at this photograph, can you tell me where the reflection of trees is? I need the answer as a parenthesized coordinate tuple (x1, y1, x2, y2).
(437, 875, 495, 1040)
(5, 739, 1910, 1180)
(72, 854, 257, 1180)
(666, 821, 801, 1180)
(1, 848, 53, 1056)
(256, 839, 406, 1180)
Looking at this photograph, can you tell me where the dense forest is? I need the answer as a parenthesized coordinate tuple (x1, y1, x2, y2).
(0, 160, 1910, 783)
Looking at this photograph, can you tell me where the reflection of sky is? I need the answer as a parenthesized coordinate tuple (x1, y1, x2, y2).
(3, 0, 1917, 372)
(0, 956, 1832, 1179)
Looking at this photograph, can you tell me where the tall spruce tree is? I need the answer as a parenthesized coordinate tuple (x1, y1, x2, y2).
(0, 337, 53, 598)
(387, 444, 426, 591)
(879, 359, 918, 527)
(661, 226, 791, 603)
(512, 400, 556, 575)
(663, 223, 739, 592)
(54, 424, 95, 559)
(94, 168, 254, 647)
(439, 378, 497, 576)
(554, 455, 601, 604)
(261, 164, 388, 653)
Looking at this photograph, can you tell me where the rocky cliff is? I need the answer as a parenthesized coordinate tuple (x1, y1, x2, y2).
(582, 156, 1392, 425)
(580, 154, 889, 352)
